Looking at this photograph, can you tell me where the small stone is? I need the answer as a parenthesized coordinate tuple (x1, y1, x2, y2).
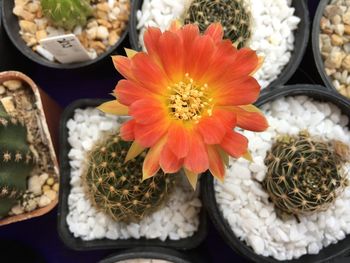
(248, 235, 265, 254)
(345, 24, 350, 35)
(331, 14, 342, 25)
(0, 85, 6, 95)
(342, 54, 350, 71)
(19, 20, 37, 34)
(28, 175, 42, 195)
(24, 198, 38, 212)
(343, 12, 350, 25)
(308, 242, 320, 254)
(42, 185, 50, 192)
(108, 30, 119, 46)
(13, 6, 35, 21)
(46, 177, 54, 186)
(334, 24, 345, 35)
(97, 3, 110, 12)
(44, 189, 57, 201)
(38, 195, 51, 207)
(96, 26, 109, 40)
(331, 34, 343, 46)
(35, 30, 47, 41)
(324, 5, 343, 19)
(86, 27, 97, 40)
(53, 183, 59, 192)
(324, 48, 344, 69)
(3, 80, 22, 90)
(0, 97, 15, 113)
(11, 204, 24, 215)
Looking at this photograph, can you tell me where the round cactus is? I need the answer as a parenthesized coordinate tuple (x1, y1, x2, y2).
(83, 133, 177, 222)
(184, 0, 251, 48)
(41, 0, 93, 31)
(0, 103, 34, 218)
(263, 131, 349, 217)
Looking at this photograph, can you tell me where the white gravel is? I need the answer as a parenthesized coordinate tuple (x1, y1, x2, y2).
(215, 96, 350, 260)
(136, 0, 300, 88)
(66, 108, 201, 241)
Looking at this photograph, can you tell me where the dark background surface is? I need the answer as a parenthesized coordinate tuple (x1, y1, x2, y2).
(0, 0, 341, 262)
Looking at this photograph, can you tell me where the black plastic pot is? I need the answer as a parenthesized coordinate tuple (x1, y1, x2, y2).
(99, 247, 199, 263)
(202, 84, 350, 262)
(58, 99, 207, 250)
(128, 0, 310, 90)
(1, 1, 129, 69)
(312, 0, 343, 95)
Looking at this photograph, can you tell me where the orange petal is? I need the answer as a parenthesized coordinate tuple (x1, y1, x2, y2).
(142, 137, 166, 180)
(97, 100, 129, 115)
(214, 76, 260, 106)
(229, 48, 259, 77)
(134, 119, 170, 148)
(184, 133, 209, 174)
(228, 105, 269, 132)
(115, 80, 154, 106)
(112, 56, 133, 80)
(250, 56, 264, 76)
(129, 99, 166, 125)
(160, 144, 183, 174)
(143, 27, 161, 60)
(207, 146, 225, 181)
(120, 120, 136, 141)
(180, 24, 199, 50)
(220, 131, 248, 158)
(125, 141, 145, 163)
(204, 23, 224, 44)
(157, 31, 184, 82)
(197, 108, 236, 144)
(131, 53, 169, 95)
(167, 122, 190, 158)
(184, 168, 199, 190)
(185, 35, 215, 81)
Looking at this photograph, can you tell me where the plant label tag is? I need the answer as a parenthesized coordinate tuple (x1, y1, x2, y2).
(40, 34, 92, 64)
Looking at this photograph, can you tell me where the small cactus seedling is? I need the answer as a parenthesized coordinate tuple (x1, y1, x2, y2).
(184, 0, 251, 48)
(263, 131, 349, 218)
(41, 0, 93, 30)
(83, 133, 177, 222)
(0, 103, 34, 218)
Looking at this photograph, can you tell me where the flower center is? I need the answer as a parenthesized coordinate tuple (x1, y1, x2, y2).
(168, 73, 212, 122)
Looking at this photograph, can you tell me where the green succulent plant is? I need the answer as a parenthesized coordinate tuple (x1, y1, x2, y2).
(263, 131, 349, 218)
(0, 103, 34, 218)
(83, 133, 177, 222)
(41, 0, 93, 30)
(184, 0, 251, 48)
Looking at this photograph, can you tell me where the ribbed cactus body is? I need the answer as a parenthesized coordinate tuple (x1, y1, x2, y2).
(41, 0, 92, 30)
(184, 0, 251, 48)
(83, 133, 176, 222)
(0, 103, 34, 218)
(263, 131, 349, 217)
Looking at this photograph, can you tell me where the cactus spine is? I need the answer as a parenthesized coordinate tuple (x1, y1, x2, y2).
(263, 131, 349, 218)
(184, 0, 251, 48)
(83, 133, 177, 222)
(41, 0, 93, 30)
(0, 103, 34, 218)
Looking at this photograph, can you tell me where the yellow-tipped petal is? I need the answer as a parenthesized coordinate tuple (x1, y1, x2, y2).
(169, 20, 182, 31)
(184, 168, 199, 190)
(250, 56, 264, 76)
(97, 100, 129, 115)
(142, 138, 166, 181)
(240, 104, 264, 113)
(125, 48, 138, 58)
(125, 141, 145, 163)
(218, 148, 229, 167)
(242, 150, 253, 162)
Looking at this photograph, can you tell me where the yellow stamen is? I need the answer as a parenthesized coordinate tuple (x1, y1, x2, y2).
(168, 73, 213, 121)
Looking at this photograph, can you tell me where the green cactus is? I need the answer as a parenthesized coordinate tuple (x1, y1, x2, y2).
(263, 131, 349, 218)
(41, 0, 93, 31)
(0, 103, 34, 218)
(184, 0, 251, 48)
(83, 133, 177, 222)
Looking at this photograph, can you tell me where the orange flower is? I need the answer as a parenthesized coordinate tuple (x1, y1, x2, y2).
(98, 22, 268, 188)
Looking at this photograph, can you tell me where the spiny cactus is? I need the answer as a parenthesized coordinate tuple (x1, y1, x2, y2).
(184, 0, 251, 48)
(263, 131, 349, 218)
(83, 133, 177, 222)
(41, 0, 93, 31)
(0, 103, 34, 218)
